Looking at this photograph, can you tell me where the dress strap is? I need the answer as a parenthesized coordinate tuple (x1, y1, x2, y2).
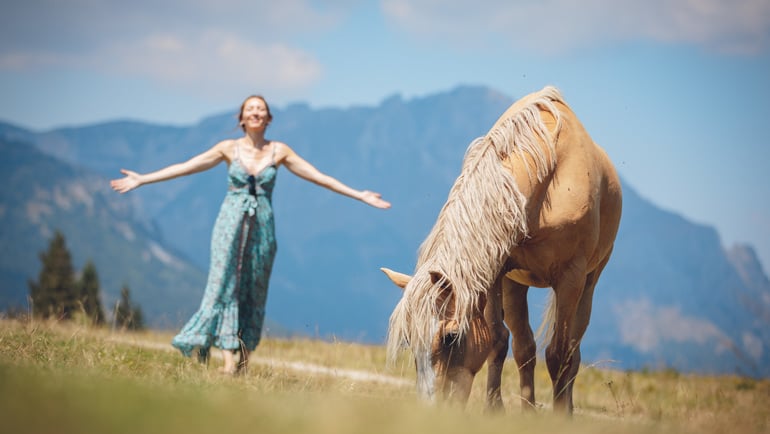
(235, 139, 242, 162)
(270, 141, 276, 166)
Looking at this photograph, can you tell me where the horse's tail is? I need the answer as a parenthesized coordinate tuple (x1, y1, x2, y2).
(535, 289, 556, 349)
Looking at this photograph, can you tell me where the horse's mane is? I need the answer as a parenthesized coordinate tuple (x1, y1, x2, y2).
(387, 86, 565, 362)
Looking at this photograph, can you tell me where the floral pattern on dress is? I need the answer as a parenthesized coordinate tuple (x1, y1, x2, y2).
(172, 157, 277, 356)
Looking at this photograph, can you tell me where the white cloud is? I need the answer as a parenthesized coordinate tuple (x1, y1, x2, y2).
(380, 0, 770, 55)
(96, 31, 323, 99)
(0, 0, 346, 95)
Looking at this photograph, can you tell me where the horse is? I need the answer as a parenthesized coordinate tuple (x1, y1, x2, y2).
(381, 86, 622, 414)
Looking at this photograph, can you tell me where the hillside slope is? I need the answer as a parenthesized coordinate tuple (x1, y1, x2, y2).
(0, 139, 206, 326)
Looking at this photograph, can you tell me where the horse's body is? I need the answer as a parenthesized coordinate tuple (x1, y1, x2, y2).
(383, 86, 622, 413)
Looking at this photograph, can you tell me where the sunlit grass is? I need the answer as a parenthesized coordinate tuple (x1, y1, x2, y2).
(1, 318, 767, 434)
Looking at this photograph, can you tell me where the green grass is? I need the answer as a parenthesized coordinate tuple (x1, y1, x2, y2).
(1, 319, 768, 434)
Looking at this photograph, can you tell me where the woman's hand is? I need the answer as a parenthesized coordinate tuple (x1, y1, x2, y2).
(110, 169, 143, 193)
(360, 190, 391, 209)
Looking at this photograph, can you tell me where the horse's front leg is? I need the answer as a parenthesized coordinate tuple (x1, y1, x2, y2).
(484, 274, 509, 412)
(503, 279, 537, 411)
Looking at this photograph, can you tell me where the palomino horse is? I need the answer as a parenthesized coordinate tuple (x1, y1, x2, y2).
(382, 86, 622, 414)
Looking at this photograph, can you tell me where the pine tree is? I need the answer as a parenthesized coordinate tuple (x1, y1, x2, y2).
(114, 285, 145, 331)
(28, 230, 78, 319)
(77, 260, 105, 325)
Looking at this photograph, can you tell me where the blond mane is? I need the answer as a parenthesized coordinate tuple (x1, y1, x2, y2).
(387, 86, 565, 362)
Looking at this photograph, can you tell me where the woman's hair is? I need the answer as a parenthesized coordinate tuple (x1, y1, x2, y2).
(238, 95, 273, 132)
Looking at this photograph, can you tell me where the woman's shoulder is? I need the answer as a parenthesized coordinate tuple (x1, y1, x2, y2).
(215, 138, 239, 147)
(269, 140, 289, 150)
(269, 140, 292, 161)
(209, 138, 239, 150)
(211, 138, 240, 162)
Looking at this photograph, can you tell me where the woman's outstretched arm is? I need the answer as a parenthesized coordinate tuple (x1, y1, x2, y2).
(111, 141, 229, 193)
(279, 143, 391, 209)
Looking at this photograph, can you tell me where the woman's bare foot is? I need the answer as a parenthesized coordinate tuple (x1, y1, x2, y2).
(217, 366, 236, 376)
(221, 349, 237, 374)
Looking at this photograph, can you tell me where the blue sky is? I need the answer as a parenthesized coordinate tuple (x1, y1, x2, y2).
(2, 0, 769, 273)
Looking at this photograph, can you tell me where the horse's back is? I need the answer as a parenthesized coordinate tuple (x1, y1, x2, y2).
(508, 95, 622, 279)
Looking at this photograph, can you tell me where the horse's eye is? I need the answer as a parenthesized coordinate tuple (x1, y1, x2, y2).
(441, 332, 459, 348)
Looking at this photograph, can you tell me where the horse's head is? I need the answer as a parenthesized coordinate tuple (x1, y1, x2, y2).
(382, 267, 492, 405)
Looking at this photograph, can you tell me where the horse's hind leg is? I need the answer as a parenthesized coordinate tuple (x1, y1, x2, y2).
(503, 279, 537, 411)
(545, 260, 588, 415)
(558, 252, 611, 412)
(484, 274, 509, 412)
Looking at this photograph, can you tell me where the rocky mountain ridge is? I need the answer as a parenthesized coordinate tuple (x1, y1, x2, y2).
(2, 85, 768, 376)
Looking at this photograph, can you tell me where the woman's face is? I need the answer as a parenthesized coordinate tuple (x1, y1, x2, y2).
(240, 97, 271, 131)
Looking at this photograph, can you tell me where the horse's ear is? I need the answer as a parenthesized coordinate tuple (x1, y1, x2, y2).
(380, 267, 411, 289)
(430, 271, 456, 320)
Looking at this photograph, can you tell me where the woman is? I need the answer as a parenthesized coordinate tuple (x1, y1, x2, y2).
(111, 95, 390, 374)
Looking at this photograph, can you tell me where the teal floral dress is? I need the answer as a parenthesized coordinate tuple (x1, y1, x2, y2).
(172, 147, 277, 358)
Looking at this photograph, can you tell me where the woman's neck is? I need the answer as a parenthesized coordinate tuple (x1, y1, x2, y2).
(243, 132, 268, 149)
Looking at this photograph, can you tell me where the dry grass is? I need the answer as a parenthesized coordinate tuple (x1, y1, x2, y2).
(1, 318, 767, 434)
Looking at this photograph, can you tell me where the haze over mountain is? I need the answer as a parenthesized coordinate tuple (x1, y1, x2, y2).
(0, 138, 206, 326)
(2, 85, 768, 377)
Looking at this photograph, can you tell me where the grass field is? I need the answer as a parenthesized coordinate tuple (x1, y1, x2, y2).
(1, 318, 768, 434)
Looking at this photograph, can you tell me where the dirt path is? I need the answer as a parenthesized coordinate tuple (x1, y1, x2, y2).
(106, 334, 411, 387)
(105, 334, 641, 423)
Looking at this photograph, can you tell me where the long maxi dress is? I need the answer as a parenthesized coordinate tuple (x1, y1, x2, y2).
(172, 145, 277, 358)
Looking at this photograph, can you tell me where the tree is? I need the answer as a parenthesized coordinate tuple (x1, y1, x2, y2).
(77, 260, 106, 325)
(114, 285, 144, 331)
(28, 230, 78, 319)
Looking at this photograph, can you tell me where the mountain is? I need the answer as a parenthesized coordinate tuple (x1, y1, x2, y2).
(2, 85, 768, 376)
(25, 86, 514, 343)
(582, 185, 770, 376)
(0, 138, 207, 327)
(727, 245, 770, 335)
